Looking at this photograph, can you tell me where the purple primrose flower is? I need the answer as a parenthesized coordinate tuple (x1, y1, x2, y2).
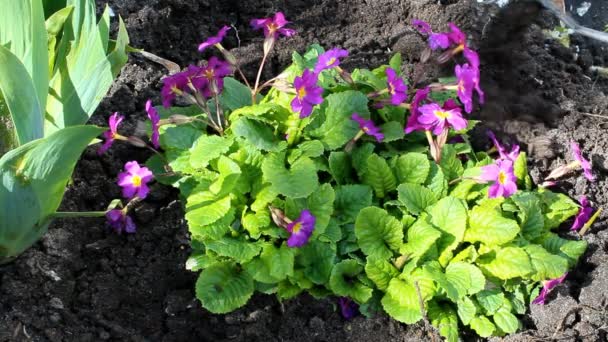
(117, 161, 154, 200)
(161, 69, 194, 108)
(314, 48, 349, 74)
(572, 196, 594, 231)
(480, 159, 518, 198)
(488, 130, 520, 162)
(291, 69, 324, 118)
(338, 297, 359, 320)
(198, 25, 231, 52)
(532, 273, 568, 305)
(571, 141, 595, 182)
(146, 100, 160, 149)
(285, 209, 316, 247)
(98, 113, 125, 155)
(405, 87, 430, 134)
(386, 67, 408, 105)
(199, 57, 232, 97)
(417, 102, 467, 135)
(412, 19, 450, 50)
(106, 209, 136, 234)
(251, 12, 296, 39)
(447, 23, 466, 47)
(352, 113, 384, 142)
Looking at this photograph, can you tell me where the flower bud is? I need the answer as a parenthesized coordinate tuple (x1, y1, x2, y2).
(127, 136, 148, 148)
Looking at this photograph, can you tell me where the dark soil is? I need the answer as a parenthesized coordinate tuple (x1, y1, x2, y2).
(1, 0, 607, 341)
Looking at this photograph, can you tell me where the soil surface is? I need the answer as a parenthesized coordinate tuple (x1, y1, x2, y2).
(1, 0, 608, 341)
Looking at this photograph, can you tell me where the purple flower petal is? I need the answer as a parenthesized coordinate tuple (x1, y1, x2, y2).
(145, 100, 161, 149)
(338, 297, 359, 320)
(532, 273, 568, 305)
(386, 67, 407, 105)
(286, 209, 315, 247)
(117, 161, 154, 200)
(571, 141, 595, 182)
(352, 113, 384, 142)
(429, 33, 450, 50)
(98, 113, 124, 155)
(405, 87, 430, 134)
(291, 69, 323, 118)
(251, 12, 296, 39)
(106, 209, 136, 234)
(480, 159, 517, 198)
(412, 19, 432, 35)
(571, 196, 594, 231)
(314, 48, 349, 74)
(198, 25, 231, 52)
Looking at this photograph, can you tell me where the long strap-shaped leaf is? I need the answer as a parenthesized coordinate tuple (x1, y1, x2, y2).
(0, 125, 104, 262)
(0, 45, 44, 150)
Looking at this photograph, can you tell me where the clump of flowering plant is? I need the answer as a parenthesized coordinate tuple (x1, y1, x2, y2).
(124, 14, 594, 342)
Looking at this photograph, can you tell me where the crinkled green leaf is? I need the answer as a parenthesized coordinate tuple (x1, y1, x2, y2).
(464, 200, 520, 246)
(195, 262, 254, 314)
(364, 154, 397, 198)
(186, 253, 218, 271)
(351, 142, 375, 178)
(446, 262, 485, 297)
(298, 241, 336, 284)
(425, 162, 448, 199)
(232, 117, 286, 152)
(457, 296, 477, 325)
(186, 193, 232, 228)
(328, 151, 351, 185)
(523, 245, 569, 281)
(204, 237, 261, 263)
(365, 257, 400, 291)
(428, 301, 459, 342)
(379, 121, 405, 142)
(160, 125, 203, 151)
(538, 189, 579, 230)
(395, 153, 431, 185)
(220, 77, 253, 111)
(427, 197, 468, 266)
(439, 145, 464, 181)
(242, 209, 270, 239)
(261, 243, 294, 280)
(251, 185, 278, 212)
(190, 207, 234, 240)
(230, 102, 290, 124)
(209, 156, 241, 195)
(334, 184, 373, 224)
(479, 247, 533, 280)
(308, 183, 335, 235)
(510, 192, 545, 240)
(190, 135, 233, 168)
(514, 152, 530, 189)
(381, 278, 422, 324)
(329, 260, 373, 303)
(538, 233, 587, 267)
(422, 261, 460, 301)
(261, 151, 318, 198)
(493, 309, 519, 334)
(355, 207, 404, 260)
(470, 316, 496, 337)
(310, 90, 370, 149)
(475, 289, 505, 315)
(397, 183, 437, 215)
(288, 140, 325, 163)
(401, 216, 442, 259)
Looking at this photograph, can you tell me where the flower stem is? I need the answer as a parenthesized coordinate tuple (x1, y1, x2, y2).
(578, 208, 603, 237)
(252, 39, 275, 104)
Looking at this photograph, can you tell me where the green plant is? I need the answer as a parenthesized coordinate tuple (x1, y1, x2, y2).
(142, 16, 590, 340)
(0, 0, 129, 262)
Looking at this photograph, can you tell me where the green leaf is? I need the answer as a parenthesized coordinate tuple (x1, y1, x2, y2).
(230, 102, 290, 124)
(493, 309, 520, 334)
(204, 237, 262, 263)
(334, 184, 373, 224)
(0, 0, 48, 111)
(329, 260, 373, 303)
(220, 77, 253, 111)
(242, 209, 270, 238)
(538, 189, 579, 230)
(381, 278, 423, 324)
(209, 156, 241, 196)
(514, 152, 529, 188)
(310, 90, 370, 149)
(160, 125, 203, 150)
(523, 245, 569, 281)
(379, 121, 405, 142)
(427, 197, 468, 266)
(475, 289, 505, 315)
(422, 262, 460, 301)
(469, 316, 496, 337)
(510, 192, 545, 240)
(261, 243, 294, 280)
(425, 163, 448, 199)
(364, 154, 397, 198)
(308, 183, 335, 235)
(0, 46, 44, 147)
(186, 253, 218, 271)
(457, 297, 477, 325)
(446, 262, 485, 297)
(365, 257, 400, 291)
(401, 216, 442, 259)
(355, 207, 404, 260)
(261, 151, 318, 198)
(395, 153, 431, 185)
(397, 183, 437, 215)
(328, 151, 351, 185)
(232, 117, 286, 152)
(298, 241, 336, 284)
(190, 208, 234, 240)
(439, 145, 464, 181)
(195, 262, 254, 314)
(189, 135, 233, 168)
(389, 53, 402, 71)
(479, 247, 533, 280)
(538, 233, 587, 266)
(186, 193, 232, 228)
(464, 201, 520, 246)
(351, 142, 375, 179)
(0, 125, 104, 261)
(428, 301, 459, 342)
(288, 140, 325, 163)
(251, 185, 278, 212)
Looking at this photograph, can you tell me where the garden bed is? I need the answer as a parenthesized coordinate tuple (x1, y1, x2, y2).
(1, 0, 607, 341)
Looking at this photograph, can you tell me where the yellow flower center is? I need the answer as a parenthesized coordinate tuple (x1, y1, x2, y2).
(363, 126, 369, 132)
(132, 175, 142, 187)
(267, 23, 278, 33)
(297, 87, 307, 99)
(292, 222, 302, 233)
(457, 80, 465, 92)
(434, 110, 452, 119)
(327, 57, 337, 66)
(498, 171, 506, 185)
(204, 69, 215, 80)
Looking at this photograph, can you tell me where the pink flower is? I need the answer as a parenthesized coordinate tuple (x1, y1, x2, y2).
(532, 273, 568, 305)
(571, 141, 594, 182)
(198, 25, 231, 52)
(480, 159, 518, 198)
(352, 113, 384, 142)
(198, 57, 232, 97)
(417, 102, 467, 135)
(98, 113, 125, 155)
(160, 68, 196, 108)
(386, 67, 408, 105)
(488, 130, 520, 162)
(405, 87, 430, 134)
(572, 196, 594, 231)
(117, 161, 154, 200)
(412, 19, 450, 50)
(106, 209, 136, 234)
(314, 48, 349, 74)
(251, 12, 296, 39)
(291, 69, 324, 118)
(145, 100, 160, 149)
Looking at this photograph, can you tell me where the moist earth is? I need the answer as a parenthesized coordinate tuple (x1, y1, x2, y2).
(1, 0, 608, 341)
